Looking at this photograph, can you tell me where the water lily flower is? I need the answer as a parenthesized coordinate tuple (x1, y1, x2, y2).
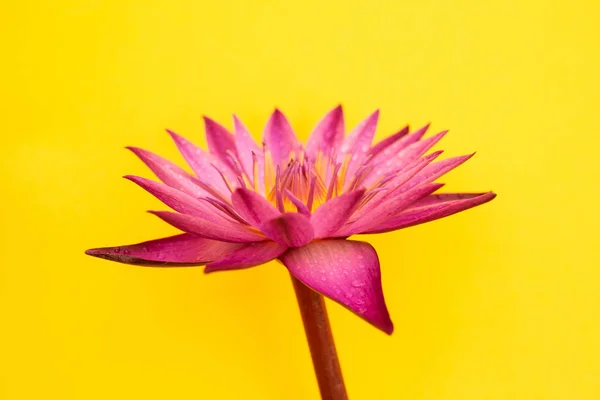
(86, 106, 495, 335)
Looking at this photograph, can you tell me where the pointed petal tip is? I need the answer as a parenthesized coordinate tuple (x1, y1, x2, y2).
(382, 320, 395, 335)
(84, 248, 98, 256)
(165, 128, 183, 141)
(202, 115, 220, 126)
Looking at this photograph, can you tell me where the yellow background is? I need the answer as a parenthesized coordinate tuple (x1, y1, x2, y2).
(2, 1, 599, 399)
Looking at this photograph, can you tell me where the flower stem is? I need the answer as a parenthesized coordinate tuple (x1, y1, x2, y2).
(291, 275, 348, 400)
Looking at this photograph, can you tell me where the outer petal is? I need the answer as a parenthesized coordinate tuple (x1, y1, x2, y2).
(150, 211, 267, 243)
(305, 105, 344, 159)
(205, 241, 287, 273)
(365, 192, 496, 233)
(311, 190, 365, 238)
(125, 175, 229, 223)
(166, 130, 230, 195)
(127, 147, 207, 198)
(203, 117, 239, 171)
(85, 234, 242, 266)
(263, 109, 300, 166)
(259, 212, 314, 247)
(412, 192, 486, 207)
(280, 239, 393, 334)
(231, 188, 280, 226)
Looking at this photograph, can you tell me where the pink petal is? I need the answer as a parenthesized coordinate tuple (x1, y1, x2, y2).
(368, 125, 409, 158)
(205, 241, 287, 273)
(127, 147, 207, 198)
(85, 234, 242, 266)
(259, 212, 314, 247)
(231, 188, 280, 226)
(166, 130, 230, 195)
(348, 151, 443, 223)
(233, 115, 264, 190)
(338, 110, 379, 183)
(364, 129, 446, 187)
(263, 109, 300, 166)
(365, 192, 496, 233)
(150, 211, 267, 243)
(203, 116, 239, 171)
(366, 124, 430, 168)
(311, 190, 365, 238)
(124, 175, 228, 223)
(346, 183, 444, 235)
(403, 153, 474, 190)
(280, 239, 393, 334)
(305, 105, 345, 159)
(413, 192, 486, 207)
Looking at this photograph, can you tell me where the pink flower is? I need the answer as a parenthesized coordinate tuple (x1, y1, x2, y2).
(86, 106, 495, 334)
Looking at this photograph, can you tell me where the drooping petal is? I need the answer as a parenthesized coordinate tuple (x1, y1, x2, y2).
(124, 175, 229, 223)
(259, 212, 314, 247)
(233, 115, 263, 186)
(203, 116, 239, 171)
(85, 234, 242, 266)
(305, 105, 345, 160)
(150, 211, 267, 243)
(338, 110, 379, 182)
(166, 130, 230, 194)
(280, 239, 393, 334)
(127, 147, 207, 198)
(365, 192, 496, 233)
(205, 241, 287, 273)
(263, 109, 300, 166)
(231, 187, 280, 226)
(367, 125, 409, 158)
(311, 190, 365, 238)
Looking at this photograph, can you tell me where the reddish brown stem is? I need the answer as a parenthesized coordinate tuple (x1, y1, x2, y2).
(291, 275, 348, 400)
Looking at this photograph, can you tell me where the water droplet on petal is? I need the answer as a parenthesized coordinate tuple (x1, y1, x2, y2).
(351, 280, 365, 288)
(113, 248, 121, 253)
